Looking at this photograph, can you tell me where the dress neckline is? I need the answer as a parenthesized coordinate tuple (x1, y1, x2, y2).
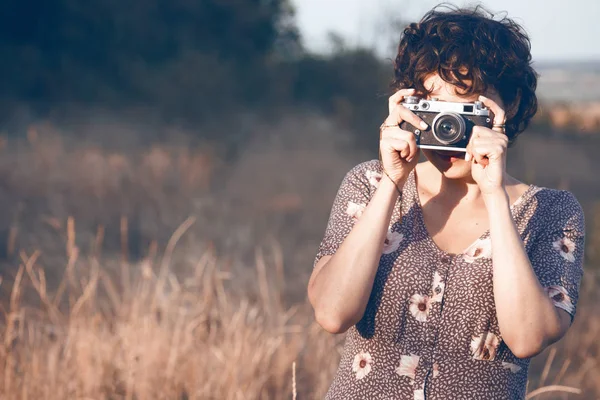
(408, 168, 539, 257)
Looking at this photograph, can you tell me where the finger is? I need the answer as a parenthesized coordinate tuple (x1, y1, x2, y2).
(391, 138, 411, 160)
(466, 130, 483, 162)
(471, 147, 489, 166)
(475, 143, 505, 160)
(472, 125, 496, 138)
(385, 130, 418, 161)
(389, 88, 416, 114)
(478, 95, 506, 132)
(467, 136, 487, 166)
(465, 142, 473, 162)
(471, 126, 509, 149)
(471, 129, 509, 149)
(382, 137, 411, 160)
(389, 103, 429, 132)
(471, 144, 505, 166)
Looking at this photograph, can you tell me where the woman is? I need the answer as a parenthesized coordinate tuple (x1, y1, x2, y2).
(307, 5, 585, 400)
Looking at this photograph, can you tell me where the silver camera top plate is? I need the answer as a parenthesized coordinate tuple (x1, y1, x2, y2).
(402, 96, 491, 117)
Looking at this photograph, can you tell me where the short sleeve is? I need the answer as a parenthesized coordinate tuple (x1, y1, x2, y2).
(528, 191, 585, 323)
(312, 161, 377, 269)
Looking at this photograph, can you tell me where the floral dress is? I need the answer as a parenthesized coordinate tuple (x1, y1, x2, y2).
(313, 160, 585, 400)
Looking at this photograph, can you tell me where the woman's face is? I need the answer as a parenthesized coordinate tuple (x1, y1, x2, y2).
(419, 73, 505, 180)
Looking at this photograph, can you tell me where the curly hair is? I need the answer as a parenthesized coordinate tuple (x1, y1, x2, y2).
(392, 4, 538, 144)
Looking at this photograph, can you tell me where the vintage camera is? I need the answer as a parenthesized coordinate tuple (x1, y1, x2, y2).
(399, 96, 494, 151)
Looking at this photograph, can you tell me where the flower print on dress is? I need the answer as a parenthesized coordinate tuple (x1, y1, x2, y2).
(501, 362, 522, 373)
(470, 331, 501, 361)
(382, 230, 404, 254)
(409, 294, 431, 322)
(346, 201, 366, 222)
(545, 285, 575, 314)
(552, 237, 576, 262)
(432, 362, 440, 378)
(414, 385, 425, 400)
(431, 271, 445, 303)
(395, 354, 420, 381)
(463, 237, 492, 263)
(352, 351, 373, 380)
(366, 170, 383, 188)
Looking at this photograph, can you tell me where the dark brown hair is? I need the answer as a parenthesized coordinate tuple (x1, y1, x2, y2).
(392, 4, 538, 143)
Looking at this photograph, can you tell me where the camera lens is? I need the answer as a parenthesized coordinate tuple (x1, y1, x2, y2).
(432, 112, 466, 144)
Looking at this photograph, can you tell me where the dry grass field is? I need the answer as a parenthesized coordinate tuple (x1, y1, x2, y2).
(0, 116, 598, 399)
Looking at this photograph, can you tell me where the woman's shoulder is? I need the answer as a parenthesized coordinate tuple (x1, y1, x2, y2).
(526, 186, 585, 230)
(529, 186, 582, 211)
(343, 159, 383, 185)
(339, 159, 385, 198)
(347, 159, 383, 176)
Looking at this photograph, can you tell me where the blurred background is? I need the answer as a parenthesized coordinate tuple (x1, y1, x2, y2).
(0, 0, 598, 398)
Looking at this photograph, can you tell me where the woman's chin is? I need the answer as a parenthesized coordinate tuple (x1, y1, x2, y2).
(423, 149, 472, 178)
(440, 163, 472, 179)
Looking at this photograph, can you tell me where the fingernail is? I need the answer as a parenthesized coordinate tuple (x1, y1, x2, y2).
(465, 153, 471, 162)
(420, 121, 428, 129)
(407, 156, 414, 163)
(479, 95, 487, 101)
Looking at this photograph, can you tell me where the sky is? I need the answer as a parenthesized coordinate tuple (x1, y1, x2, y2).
(294, 0, 600, 61)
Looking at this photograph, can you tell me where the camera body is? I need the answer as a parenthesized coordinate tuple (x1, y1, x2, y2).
(399, 96, 494, 152)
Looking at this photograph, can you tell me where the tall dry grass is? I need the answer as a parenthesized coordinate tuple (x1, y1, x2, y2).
(0, 217, 596, 399)
(0, 217, 343, 399)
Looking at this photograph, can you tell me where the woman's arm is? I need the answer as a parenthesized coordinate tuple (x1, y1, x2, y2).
(469, 95, 584, 359)
(485, 192, 572, 359)
(309, 88, 426, 334)
(308, 175, 402, 334)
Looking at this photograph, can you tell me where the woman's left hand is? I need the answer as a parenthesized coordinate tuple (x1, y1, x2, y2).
(466, 95, 509, 195)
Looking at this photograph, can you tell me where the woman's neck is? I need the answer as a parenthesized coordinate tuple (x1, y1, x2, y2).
(415, 161, 488, 204)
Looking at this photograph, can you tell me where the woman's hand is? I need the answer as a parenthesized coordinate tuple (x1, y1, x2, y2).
(380, 88, 429, 185)
(466, 95, 509, 196)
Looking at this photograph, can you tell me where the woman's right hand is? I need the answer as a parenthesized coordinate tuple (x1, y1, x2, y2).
(379, 88, 429, 184)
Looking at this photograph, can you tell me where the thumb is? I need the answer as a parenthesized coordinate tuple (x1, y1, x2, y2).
(465, 143, 473, 162)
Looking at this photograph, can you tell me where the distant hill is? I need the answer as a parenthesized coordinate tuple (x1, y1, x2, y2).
(534, 60, 600, 102)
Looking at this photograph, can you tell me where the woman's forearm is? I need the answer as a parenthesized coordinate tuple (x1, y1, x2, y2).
(308, 177, 402, 333)
(486, 190, 564, 358)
